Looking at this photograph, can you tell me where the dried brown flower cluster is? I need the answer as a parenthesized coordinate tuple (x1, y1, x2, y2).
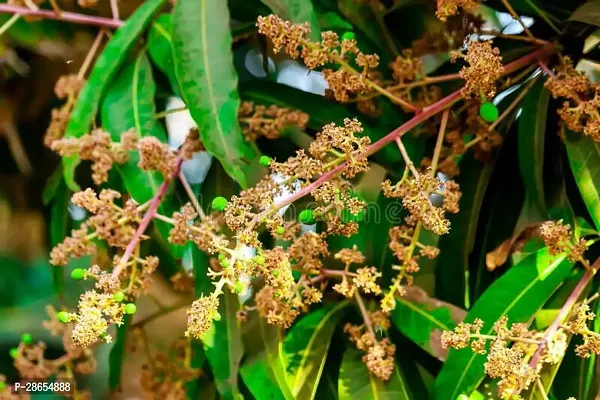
(44, 74, 87, 147)
(10, 306, 96, 398)
(436, 0, 479, 21)
(540, 220, 587, 262)
(50, 129, 137, 184)
(332, 246, 382, 297)
(345, 321, 396, 380)
(545, 57, 600, 140)
(309, 118, 371, 178)
(238, 101, 309, 141)
(564, 304, 600, 357)
(442, 316, 545, 398)
(257, 15, 380, 102)
(50, 189, 142, 266)
(139, 339, 201, 400)
(186, 295, 220, 339)
(382, 170, 461, 236)
(452, 40, 503, 99)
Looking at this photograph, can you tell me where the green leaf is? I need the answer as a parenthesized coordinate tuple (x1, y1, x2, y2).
(435, 154, 494, 308)
(282, 302, 349, 399)
(108, 314, 131, 389)
(100, 51, 182, 258)
(202, 292, 244, 399)
(61, 0, 166, 190)
(260, 0, 320, 40)
(172, 0, 258, 189)
(148, 13, 180, 95)
(190, 237, 243, 399)
(434, 249, 575, 400)
(241, 352, 288, 400)
(518, 78, 550, 216)
(49, 179, 70, 297)
(338, 347, 411, 400)
(565, 129, 600, 231)
(569, 1, 600, 27)
(390, 286, 464, 360)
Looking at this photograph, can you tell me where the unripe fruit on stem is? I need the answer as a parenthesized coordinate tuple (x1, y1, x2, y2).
(57, 311, 70, 323)
(221, 258, 231, 268)
(218, 254, 225, 261)
(213, 312, 222, 321)
(259, 155, 271, 167)
(235, 281, 244, 293)
(299, 209, 315, 224)
(9, 348, 19, 359)
(113, 292, 125, 302)
(479, 101, 499, 122)
(273, 270, 280, 277)
(21, 333, 33, 345)
(124, 303, 137, 315)
(275, 226, 285, 235)
(254, 255, 265, 265)
(341, 31, 355, 41)
(211, 196, 228, 212)
(71, 268, 85, 280)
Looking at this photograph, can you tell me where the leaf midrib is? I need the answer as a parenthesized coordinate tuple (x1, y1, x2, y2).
(200, 0, 233, 161)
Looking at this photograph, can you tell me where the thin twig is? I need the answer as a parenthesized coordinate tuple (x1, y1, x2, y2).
(500, 0, 535, 40)
(0, 4, 123, 28)
(77, 29, 104, 80)
(110, 0, 119, 21)
(112, 157, 184, 278)
(155, 106, 188, 119)
(0, 13, 20, 38)
(395, 137, 419, 177)
(430, 110, 449, 176)
(354, 292, 376, 338)
(178, 170, 205, 219)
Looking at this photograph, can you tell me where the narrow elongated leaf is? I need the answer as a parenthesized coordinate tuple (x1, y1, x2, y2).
(282, 302, 349, 399)
(148, 14, 179, 95)
(191, 240, 243, 399)
(172, 0, 257, 188)
(108, 314, 131, 389)
(518, 78, 550, 216)
(435, 249, 575, 400)
(241, 353, 288, 400)
(61, 0, 166, 190)
(565, 130, 600, 231)
(260, 0, 320, 40)
(338, 347, 411, 400)
(390, 286, 465, 361)
(435, 154, 494, 308)
(49, 180, 70, 297)
(100, 52, 181, 258)
(202, 291, 244, 399)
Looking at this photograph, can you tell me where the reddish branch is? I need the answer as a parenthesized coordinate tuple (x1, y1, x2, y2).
(529, 257, 600, 369)
(0, 4, 123, 28)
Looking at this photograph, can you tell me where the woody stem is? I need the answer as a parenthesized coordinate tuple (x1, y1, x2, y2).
(355, 291, 377, 338)
(0, 4, 123, 28)
(112, 156, 184, 278)
(528, 257, 600, 369)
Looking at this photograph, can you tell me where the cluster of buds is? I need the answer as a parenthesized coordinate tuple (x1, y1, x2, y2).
(451, 40, 503, 100)
(332, 246, 382, 297)
(435, 0, 479, 21)
(344, 315, 396, 380)
(564, 303, 600, 357)
(238, 101, 309, 141)
(382, 169, 461, 236)
(539, 220, 588, 262)
(442, 316, 547, 398)
(50, 129, 137, 185)
(139, 338, 201, 399)
(256, 15, 380, 102)
(545, 57, 600, 140)
(44, 74, 86, 147)
(8, 306, 98, 398)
